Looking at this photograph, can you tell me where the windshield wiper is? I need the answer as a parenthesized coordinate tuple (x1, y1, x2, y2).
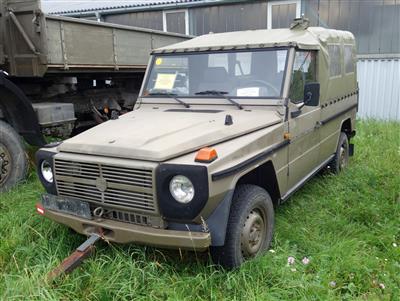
(148, 92, 190, 108)
(195, 90, 243, 110)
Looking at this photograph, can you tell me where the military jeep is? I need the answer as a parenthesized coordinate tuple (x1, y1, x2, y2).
(36, 20, 358, 268)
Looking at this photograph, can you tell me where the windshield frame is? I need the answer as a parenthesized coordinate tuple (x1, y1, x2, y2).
(140, 47, 290, 101)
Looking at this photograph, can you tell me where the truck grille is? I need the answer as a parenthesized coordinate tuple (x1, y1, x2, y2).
(54, 158, 156, 213)
(108, 209, 149, 226)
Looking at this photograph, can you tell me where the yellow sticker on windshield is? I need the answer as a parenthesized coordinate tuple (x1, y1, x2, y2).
(155, 58, 163, 65)
(154, 73, 177, 90)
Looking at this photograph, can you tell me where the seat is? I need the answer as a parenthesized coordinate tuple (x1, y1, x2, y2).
(196, 67, 233, 93)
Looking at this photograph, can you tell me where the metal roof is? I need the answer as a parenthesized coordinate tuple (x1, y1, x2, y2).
(44, 0, 223, 15)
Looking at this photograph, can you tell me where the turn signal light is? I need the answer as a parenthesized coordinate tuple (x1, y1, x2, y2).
(195, 147, 218, 163)
(36, 203, 45, 215)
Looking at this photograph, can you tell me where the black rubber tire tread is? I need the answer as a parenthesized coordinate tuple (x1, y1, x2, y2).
(210, 184, 274, 269)
(0, 120, 28, 192)
(329, 132, 349, 174)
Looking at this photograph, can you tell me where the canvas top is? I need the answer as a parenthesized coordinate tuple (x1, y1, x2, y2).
(153, 26, 355, 54)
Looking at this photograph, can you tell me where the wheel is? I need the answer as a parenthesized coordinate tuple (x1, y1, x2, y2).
(329, 132, 349, 174)
(0, 120, 28, 192)
(210, 184, 274, 269)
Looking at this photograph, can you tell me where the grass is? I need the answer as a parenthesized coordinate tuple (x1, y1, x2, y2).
(1, 120, 399, 300)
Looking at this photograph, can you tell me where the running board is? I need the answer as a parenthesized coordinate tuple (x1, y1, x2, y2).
(280, 155, 334, 203)
(47, 233, 102, 282)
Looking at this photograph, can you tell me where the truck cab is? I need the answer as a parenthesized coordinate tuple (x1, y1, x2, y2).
(36, 20, 358, 269)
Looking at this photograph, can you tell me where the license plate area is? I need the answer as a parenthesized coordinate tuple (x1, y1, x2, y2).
(42, 194, 92, 220)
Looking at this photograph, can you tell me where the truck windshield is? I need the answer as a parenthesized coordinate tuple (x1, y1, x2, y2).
(143, 49, 288, 99)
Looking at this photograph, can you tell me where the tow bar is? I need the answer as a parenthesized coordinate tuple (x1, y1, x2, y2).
(47, 233, 102, 282)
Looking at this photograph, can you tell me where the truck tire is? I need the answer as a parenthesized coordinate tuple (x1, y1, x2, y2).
(329, 132, 349, 174)
(0, 120, 28, 192)
(210, 184, 274, 269)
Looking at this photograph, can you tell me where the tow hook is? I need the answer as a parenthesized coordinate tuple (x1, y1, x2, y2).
(47, 233, 103, 282)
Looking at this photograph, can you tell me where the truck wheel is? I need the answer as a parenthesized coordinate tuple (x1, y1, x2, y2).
(0, 120, 28, 192)
(329, 132, 349, 174)
(210, 184, 274, 269)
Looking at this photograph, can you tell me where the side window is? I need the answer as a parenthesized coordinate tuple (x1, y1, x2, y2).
(267, 0, 301, 29)
(163, 10, 189, 35)
(328, 45, 341, 77)
(344, 45, 354, 74)
(289, 51, 317, 103)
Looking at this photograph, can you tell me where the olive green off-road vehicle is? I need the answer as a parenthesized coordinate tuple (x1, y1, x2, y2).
(36, 19, 358, 268)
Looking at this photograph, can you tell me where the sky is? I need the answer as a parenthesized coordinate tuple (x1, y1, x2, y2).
(40, 0, 179, 13)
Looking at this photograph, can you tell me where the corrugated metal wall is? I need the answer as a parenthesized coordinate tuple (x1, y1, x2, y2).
(357, 58, 400, 120)
(190, 2, 268, 34)
(104, 11, 163, 31)
(304, 0, 400, 55)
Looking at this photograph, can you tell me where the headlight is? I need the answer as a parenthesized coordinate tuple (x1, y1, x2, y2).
(41, 160, 54, 183)
(169, 175, 195, 204)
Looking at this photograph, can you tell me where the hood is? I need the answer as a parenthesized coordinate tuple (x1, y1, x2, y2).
(58, 108, 282, 161)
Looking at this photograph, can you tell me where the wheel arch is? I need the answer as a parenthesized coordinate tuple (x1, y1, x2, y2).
(181, 160, 281, 247)
(340, 117, 356, 139)
(341, 118, 351, 134)
(0, 72, 45, 146)
(235, 160, 281, 206)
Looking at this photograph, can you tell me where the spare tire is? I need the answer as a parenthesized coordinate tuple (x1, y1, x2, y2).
(0, 120, 28, 192)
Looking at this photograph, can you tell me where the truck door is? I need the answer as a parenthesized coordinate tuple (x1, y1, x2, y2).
(287, 50, 320, 189)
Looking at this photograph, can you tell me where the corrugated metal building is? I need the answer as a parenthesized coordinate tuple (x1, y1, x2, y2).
(53, 0, 400, 120)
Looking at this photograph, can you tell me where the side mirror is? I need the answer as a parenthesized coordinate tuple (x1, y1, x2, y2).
(303, 82, 320, 106)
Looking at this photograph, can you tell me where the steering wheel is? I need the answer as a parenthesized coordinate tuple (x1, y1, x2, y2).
(241, 80, 280, 96)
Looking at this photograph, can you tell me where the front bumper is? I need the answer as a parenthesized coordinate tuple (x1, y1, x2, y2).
(41, 206, 211, 251)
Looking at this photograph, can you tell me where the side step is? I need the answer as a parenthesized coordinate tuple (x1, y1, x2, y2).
(47, 233, 102, 282)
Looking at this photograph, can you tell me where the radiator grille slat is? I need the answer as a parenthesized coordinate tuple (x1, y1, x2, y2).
(54, 158, 156, 213)
(103, 176, 152, 187)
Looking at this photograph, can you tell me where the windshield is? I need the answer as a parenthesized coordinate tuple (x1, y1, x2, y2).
(143, 49, 288, 98)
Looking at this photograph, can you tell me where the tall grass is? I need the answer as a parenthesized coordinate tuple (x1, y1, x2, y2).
(1, 120, 399, 300)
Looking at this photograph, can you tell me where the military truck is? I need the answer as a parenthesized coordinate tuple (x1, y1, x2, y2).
(35, 19, 358, 269)
(0, 0, 189, 191)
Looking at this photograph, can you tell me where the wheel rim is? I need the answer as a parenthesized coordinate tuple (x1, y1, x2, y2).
(240, 208, 266, 258)
(0, 143, 12, 185)
(339, 143, 348, 170)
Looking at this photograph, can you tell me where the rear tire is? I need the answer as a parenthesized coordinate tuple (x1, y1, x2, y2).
(329, 132, 349, 174)
(210, 184, 274, 269)
(0, 120, 28, 192)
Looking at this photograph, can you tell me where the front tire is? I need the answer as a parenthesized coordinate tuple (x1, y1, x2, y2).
(210, 184, 274, 269)
(0, 120, 28, 192)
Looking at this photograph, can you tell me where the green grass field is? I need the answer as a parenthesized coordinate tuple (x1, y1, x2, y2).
(1, 121, 399, 300)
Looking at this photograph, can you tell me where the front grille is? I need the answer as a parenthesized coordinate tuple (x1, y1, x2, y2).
(54, 158, 156, 213)
(107, 209, 149, 226)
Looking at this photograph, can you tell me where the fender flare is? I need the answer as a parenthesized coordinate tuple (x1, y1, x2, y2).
(0, 72, 45, 146)
(168, 190, 234, 246)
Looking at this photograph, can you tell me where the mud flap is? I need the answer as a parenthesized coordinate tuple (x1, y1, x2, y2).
(349, 143, 354, 156)
(0, 73, 45, 146)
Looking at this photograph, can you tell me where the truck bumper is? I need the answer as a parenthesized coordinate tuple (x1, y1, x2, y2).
(41, 206, 211, 251)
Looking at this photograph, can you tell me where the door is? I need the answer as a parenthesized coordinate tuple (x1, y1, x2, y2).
(287, 50, 320, 189)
